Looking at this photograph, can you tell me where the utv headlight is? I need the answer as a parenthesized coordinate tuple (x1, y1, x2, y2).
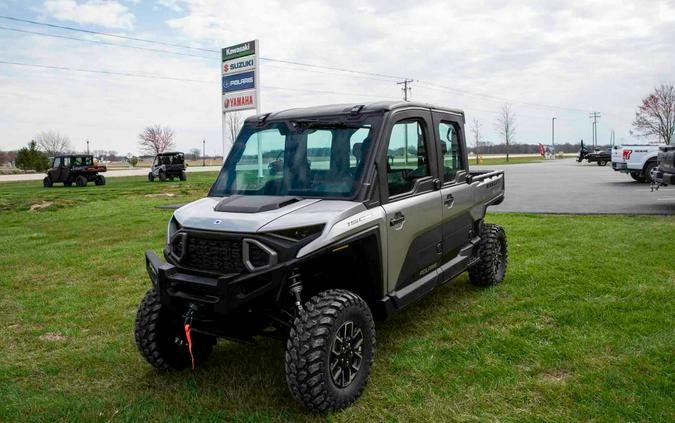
(269, 224, 325, 241)
(167, 216, 181, 243)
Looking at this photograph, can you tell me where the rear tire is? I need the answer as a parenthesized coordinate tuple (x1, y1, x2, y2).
(644, 161, 657, 183)
(629, 171, 645, 182)
(94, 175, 105, 186)
(285, 289, 375, 413)
(75, 175, 87, 187)
(134, 288, 215, 370)
(43, 176, 53, 188)
(469, 223, 508, 286)
(597, 160, 607, 166)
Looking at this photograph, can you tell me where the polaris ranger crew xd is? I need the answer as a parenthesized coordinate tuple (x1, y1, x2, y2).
(135, 102, 507, 412)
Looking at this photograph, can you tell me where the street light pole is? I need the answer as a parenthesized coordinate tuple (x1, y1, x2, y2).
(86, 139, 90, 154)
(551, 117, 556, 159)
(202, 139, 206, 166)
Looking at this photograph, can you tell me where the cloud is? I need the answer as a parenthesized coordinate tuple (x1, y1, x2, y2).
(43, 0, 136, 30)
(156, 0, 183, 13)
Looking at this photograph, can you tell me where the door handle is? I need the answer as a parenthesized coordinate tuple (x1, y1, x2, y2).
(389, 212, 405, 227)
(444, 194, 454, 208)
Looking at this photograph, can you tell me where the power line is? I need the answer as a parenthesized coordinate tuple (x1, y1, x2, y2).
(0, 59, 398, 100)
(397, 79, 413, 101)
(0, 26, 212, 59)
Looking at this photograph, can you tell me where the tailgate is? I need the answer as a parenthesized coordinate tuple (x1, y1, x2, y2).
(470, 170, 505, 205)
(658, 146, 675, 173)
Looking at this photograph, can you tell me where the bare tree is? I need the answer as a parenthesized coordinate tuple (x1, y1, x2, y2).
(35, 130, 72, 156)
(189, 147, 201, 161)
(470, 118, 483, 164)
(631, 83, 675, 145)
(495, 104, 516, 162)
(225, 112, 243, 151)
(138, 125, 176, 155)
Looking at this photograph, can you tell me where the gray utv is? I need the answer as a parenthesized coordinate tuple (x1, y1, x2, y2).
(135, 102, 507, 412)
(148, 152, 186, 182)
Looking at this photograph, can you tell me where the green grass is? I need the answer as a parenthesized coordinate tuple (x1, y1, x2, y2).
(0, 176, 673, 422)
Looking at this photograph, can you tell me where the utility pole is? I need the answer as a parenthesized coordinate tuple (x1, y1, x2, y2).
(551, 117, 556, 159)
(589, 112, 601, 149)
(202, 139, 206, 166)
(86, 139, 90, 154)
(397, 79, 413, 101)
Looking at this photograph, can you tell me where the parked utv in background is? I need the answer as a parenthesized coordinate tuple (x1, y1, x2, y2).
(148, 152, 186, 182)
(43, 155, 106, 187)
(578, 144, 611, 166)
(649, 144, 675, 190)
(134, 102, 507, 412)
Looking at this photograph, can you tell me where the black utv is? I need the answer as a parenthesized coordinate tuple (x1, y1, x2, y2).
(148, 152, 187, 182)
(43, 155, 107, 187)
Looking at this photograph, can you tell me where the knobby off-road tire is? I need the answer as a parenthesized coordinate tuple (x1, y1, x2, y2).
(469, 223, 508, 287)
(159, 171, 167, 182)
(75, 175, 87, 187)
(94, 175, 105, 186)
(148, 173, 154, 182)
(135, 288, 215, 370)
(179, 170, 187, 181)
(43, 176, 53, 188)
(285, 289, 375, 413)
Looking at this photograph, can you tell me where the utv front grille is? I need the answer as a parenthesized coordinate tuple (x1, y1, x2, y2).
(170, 232, 277, 275)
(182, 235, 245, 274)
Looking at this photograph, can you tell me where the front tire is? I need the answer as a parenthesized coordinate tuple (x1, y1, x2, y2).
(179, 170, 187, 181)
(94, 175, 106, 186)
(285, 289, 375, 413)
(148, 172, 154, 182)
(75, 175, 87, 187)
(43, 176, 53, 188)
(159, 171, 167, 182)
(597, 160, 607, 166)
(135, 289, 215, 370)
(469, 223, 508, 286)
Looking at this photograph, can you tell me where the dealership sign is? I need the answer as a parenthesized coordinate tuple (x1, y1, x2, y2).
(222, 40, 259, 112)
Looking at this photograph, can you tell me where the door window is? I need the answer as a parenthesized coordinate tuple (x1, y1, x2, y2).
(62, 157, 70, 167)
(439, 122, 464, 182)
(386, 119, 430, 197)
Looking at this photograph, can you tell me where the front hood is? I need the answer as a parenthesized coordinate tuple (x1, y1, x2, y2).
(174, 197, 365, 233)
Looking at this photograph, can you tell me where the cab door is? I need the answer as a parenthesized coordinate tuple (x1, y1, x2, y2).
(381, 110, 443, 301)
(48, 157, 62, 181)
(432, 112, 474, 283)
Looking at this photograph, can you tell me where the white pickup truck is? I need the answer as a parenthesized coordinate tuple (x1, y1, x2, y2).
(611, 144, 662, 183)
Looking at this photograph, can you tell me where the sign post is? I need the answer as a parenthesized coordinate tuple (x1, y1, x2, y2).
(221, 40, 260, 173)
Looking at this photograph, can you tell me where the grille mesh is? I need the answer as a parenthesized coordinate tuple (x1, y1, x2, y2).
(181, 235, 245, 274)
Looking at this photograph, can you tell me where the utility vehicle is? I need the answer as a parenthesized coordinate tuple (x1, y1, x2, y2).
(43, 154, 106, 187)
(148, 152, 187, 182)
(134, 102, 507, 412)
(649, 144, 675, 190)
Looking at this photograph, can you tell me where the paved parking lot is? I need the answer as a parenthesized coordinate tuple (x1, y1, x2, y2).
(475, 159, 675, 215)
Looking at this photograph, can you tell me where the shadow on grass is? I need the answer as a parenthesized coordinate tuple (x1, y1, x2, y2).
(132, 276, 482, 417)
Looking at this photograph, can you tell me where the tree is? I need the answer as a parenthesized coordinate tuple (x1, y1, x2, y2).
(189, 147, 201, 161)
(15, 140, 49, 171)
(138, 125, 175, 155)
(631, 83, 675, 145)
(495, 104, 516, 162)
(470, 118, 483, 164)
(128, 156, 139, 167)
(225, 112, 243, 153)
(35, 130, 72, 156)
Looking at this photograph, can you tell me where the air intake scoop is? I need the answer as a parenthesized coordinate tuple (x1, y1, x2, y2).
(213, 195, 302, 213)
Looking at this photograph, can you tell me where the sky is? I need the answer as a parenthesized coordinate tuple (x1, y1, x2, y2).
(0, 0, 674, 156)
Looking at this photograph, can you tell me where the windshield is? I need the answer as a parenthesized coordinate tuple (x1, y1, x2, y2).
(210, 117, 379, 198)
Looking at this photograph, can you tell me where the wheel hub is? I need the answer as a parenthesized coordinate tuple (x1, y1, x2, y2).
(329, 320, 364, 388)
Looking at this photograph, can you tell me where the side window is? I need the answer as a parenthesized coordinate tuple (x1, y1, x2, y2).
(63, 157, 70, 167)
(386, 119, 430, 197)
(439, 122, 464, 182)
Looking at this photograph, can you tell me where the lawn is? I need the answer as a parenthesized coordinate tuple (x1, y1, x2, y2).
(0, 176, 673, 422)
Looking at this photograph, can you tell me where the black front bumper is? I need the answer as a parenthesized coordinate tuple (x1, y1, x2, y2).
(145, 250, 289, 315)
